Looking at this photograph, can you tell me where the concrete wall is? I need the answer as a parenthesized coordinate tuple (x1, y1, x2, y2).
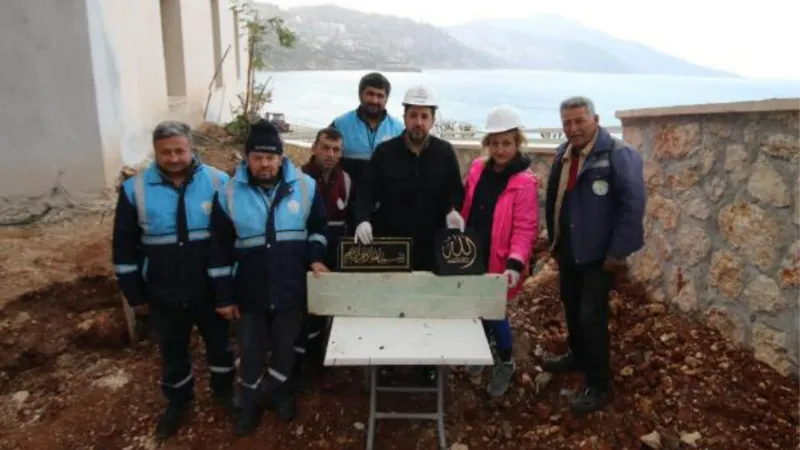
(0, 0, 246, 202)
(617, 98, 800, 376)
(0, 1, 107, 198)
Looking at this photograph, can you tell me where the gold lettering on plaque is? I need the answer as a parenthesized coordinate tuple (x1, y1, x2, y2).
(440, 234, 477, 268)
(342, 245, 406, 265)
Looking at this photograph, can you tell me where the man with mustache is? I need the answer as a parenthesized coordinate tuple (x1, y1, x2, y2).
(207, 120, 330, 435)
(112, 121, 236, 441)
(353, 85, 466, 384)
(296, 127, 351, 382)
(329, 72, 405, 183)
(543, 96, 645, 415)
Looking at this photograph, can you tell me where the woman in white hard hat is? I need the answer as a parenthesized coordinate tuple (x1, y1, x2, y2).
(459, 104, 539, 398)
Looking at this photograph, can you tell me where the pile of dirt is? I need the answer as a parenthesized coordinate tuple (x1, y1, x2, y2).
(0, 260, 797, 449)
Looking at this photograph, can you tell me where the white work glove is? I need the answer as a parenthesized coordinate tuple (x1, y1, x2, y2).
(445, 209, 465, 232)
(354, 221, 373, 244)
(504, 269, 520, 288)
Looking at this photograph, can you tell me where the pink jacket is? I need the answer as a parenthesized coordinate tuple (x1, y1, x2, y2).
(460, 157, 539, 300)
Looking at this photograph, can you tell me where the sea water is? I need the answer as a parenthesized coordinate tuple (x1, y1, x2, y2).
(257, 69, 799, 129)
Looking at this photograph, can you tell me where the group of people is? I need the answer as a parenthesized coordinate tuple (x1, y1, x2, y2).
(112, 71, 646, 440)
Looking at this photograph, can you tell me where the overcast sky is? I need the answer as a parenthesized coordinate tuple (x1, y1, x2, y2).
(258, 0, 800, 80)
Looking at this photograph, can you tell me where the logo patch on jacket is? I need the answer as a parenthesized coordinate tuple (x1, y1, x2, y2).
(337, 198, 346, 210)
(592, 180, 609, 196)
(288, 199, 301, 214)
(201, 201, 213, 215)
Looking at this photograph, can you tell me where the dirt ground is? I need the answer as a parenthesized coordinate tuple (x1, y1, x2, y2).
(0, 136, 798, 450)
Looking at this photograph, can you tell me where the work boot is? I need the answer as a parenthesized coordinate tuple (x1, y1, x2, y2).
(569, 387, 611, 416)
(234, 407, 262, 437)
(486, 361, 515, 398)
(542, 352, 579, 374)
(274, 396, 298, 422)
(154, 402, 188, 440)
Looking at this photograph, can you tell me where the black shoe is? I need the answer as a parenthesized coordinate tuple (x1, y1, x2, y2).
(542, 353, 579, 373)
(234, 408, 262, 437)
(274, 396, 297, 422)
(154, 402, 188, 440)
(569, 387, 611, 416)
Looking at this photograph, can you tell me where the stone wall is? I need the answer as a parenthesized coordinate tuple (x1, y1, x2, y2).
(617, 98, 800, 376)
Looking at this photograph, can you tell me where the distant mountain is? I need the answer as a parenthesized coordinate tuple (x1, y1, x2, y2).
(447, 15, 736, 77)
(254, 4, 505, 71)
(252, 3, 734, 77)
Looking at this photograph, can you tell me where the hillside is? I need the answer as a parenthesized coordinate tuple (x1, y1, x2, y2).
(252, 3, 734, 77)
(254, 4, 504, 71)
(448, 15, 736, 77)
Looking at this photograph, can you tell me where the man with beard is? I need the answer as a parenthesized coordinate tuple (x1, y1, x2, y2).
(112, 121, 236, 441)
(543, 96, 645, 415)
(295, 127, 350, 382)
(207, 120, 330, 435)
(353, 85, 466, 384)
(329, 72, 404, 183)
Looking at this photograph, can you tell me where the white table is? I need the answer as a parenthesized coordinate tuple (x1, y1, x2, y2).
(325, 316, 494, 450)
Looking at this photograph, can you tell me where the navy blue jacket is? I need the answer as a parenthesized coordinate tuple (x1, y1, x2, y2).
(112, 161, 229, 308)
(207, 158, 327, 312)
(545, 127, 646, 265)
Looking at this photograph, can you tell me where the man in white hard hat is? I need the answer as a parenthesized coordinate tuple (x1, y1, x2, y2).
(353, 85, 465, 384)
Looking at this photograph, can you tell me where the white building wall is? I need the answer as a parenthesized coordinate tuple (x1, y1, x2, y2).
(0, 0, 246, 200)
(0, 1, 106, 198)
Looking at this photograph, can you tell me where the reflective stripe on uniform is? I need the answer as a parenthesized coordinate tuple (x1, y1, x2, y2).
(207, 266, 233, 278)
(239, 374, 263, 390)
(209, 365, 235, 373)
(115, 264, 138, 274)
(268, 367, 288, 382)
(140, 230, 211, 245)
(160, 373, 193, 389)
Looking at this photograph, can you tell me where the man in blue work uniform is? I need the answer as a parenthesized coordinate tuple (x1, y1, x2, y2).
(329, 72, 405, 183)
(112, 121, 236, 441)
(207, 120, 330, 436)
(544, 96, 645, 415)
(330, 73, 404, 231)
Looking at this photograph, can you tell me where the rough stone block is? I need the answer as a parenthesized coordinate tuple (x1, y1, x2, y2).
(307, 271, 508, 319)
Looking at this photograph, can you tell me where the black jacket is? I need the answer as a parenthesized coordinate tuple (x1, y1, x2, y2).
(355, 133, 465, 270)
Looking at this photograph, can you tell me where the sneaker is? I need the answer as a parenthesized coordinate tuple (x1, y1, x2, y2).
(542, 353, 579, 374)
(569, 387, 611, 416)
(234, 408, 262, 437)
(486, 361, 515, 398)
(154, 402, 188, 440)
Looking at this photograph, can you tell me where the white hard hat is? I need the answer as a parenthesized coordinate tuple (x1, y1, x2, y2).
(402, 85, 438, 107)
(483, 105, 524, 134)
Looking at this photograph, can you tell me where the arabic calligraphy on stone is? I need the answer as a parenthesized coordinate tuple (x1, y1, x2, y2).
(343, 246, 406, 265)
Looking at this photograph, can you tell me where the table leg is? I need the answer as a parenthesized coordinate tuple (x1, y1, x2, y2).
(366, 366, 377, 450)
(436, 366, 446, 450)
